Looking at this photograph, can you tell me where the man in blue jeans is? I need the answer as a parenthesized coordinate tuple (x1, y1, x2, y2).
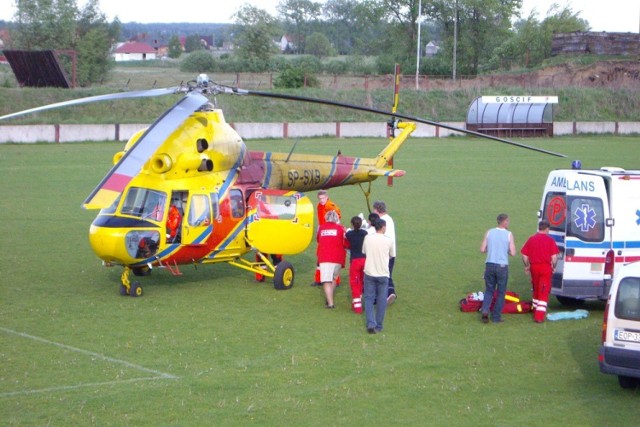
(362, 218, 395, 334)
(480, 213, 516, 323)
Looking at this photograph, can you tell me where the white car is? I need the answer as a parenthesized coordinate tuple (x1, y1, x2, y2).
(599, 261, 640, 388)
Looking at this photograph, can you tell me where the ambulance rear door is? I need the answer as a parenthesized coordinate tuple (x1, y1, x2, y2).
(560, 172, 612, 300)
(609, 174, 640, 268)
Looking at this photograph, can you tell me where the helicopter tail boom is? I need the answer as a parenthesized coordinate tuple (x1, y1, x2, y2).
(375, 121, 416, 169)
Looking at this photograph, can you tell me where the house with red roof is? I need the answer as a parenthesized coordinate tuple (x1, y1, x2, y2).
(113, 41, 157, 62)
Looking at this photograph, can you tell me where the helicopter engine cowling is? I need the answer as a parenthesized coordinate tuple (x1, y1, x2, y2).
(151, 153, 173, 173)
(149, 152, 214, 174)
(176, 152, 213, 172)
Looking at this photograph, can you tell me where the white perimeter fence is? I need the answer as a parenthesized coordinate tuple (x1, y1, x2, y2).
(1, 121, 640, 143)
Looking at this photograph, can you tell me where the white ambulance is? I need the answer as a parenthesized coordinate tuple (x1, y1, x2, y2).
(537, 165, 640, 304)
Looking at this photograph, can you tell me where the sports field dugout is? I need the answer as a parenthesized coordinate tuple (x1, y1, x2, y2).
(466, 96, 557, 138)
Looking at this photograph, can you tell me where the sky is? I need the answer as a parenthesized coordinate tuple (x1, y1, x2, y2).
(0, 0, 638, 33)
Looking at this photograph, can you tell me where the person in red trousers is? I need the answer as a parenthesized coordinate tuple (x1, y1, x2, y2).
(521, 220, 560, 323)
(345, 216, 368, 314)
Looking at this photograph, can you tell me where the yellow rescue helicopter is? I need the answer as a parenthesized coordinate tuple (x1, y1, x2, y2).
(0, 73, 564, 296)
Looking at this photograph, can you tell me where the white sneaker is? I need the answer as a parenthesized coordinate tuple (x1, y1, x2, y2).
(387, 293, 397, 304)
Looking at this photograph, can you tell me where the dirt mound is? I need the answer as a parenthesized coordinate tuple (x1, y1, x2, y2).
(352, 60, 640, 91)
(532, 60, 640, 88)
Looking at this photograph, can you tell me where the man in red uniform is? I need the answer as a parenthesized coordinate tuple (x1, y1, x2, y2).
(166, 204, 182, 243)
(312, 190, 342, 286)
(316, 210, 346, 308)
(521, 220, 560, 323)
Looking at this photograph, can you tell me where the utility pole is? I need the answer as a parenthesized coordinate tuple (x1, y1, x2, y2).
(453, 0, 457, 82)
(416, 0, 422, 89)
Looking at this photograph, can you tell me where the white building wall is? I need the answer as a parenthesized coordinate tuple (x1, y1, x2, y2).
(114, 52, 157, 62)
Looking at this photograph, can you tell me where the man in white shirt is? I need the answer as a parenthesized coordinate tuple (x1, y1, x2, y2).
(363, 218, 395, 334)
(373, 201, 397, 304)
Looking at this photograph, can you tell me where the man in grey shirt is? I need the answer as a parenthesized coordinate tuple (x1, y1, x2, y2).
(480, 213, 516, 323)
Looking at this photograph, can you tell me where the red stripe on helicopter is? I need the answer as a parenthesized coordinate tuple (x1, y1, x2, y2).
(324, 155, 358, 187)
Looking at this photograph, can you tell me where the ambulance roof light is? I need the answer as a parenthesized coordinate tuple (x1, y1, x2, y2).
(571, 160, 582, 170)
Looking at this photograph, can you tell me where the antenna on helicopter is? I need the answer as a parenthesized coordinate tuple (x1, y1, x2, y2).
(285, 139, 299, 163)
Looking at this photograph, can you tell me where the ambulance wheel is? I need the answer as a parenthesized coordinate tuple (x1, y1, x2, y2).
(129, 282, 143, 297)
(556, 296, 585, 306)
(273, 261, 294, 290)
(618, 375, 639, 389)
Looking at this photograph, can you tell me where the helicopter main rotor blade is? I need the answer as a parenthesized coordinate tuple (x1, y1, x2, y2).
(82, 92, 209, 209)
(0, 88, 180, 122)
(233, 89, 566, 158)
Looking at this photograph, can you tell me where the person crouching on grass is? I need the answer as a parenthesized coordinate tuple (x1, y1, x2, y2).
(316, 210, 346, 309)
(362, 218, 395, 333)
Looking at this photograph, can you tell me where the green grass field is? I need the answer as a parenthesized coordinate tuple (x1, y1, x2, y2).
(1, 135, 639, 425)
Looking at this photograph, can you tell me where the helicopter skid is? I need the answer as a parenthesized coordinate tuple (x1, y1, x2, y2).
(227, 257, 275, 279)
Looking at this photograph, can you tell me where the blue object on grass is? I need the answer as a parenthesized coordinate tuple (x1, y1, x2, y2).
(546, 309, 589, 321)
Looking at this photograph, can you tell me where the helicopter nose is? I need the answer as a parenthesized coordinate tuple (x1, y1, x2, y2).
(89, 224, 129, 264)
(89, 224, 161, 265)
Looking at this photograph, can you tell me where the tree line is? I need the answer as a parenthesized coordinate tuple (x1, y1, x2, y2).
(3, 0, 590, 87)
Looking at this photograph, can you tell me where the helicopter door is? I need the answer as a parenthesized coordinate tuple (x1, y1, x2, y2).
(246, 189, 314, 255)
(194, 188, 247, 257)
(182, 193, 212, 246)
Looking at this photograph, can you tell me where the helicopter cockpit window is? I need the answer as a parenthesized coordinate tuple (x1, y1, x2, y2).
(120, 188, 167, 221)
(230, 189, 244, 218)
(210, 193, 220, 220)
(188, 195, 211, 226)
(258, 194, 296, 220)
(100, 194, 122, 215)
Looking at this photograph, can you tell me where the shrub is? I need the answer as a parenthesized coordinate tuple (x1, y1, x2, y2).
(324, 60, 349, 75)
(180, 51, 217, 73)
(273, 65, 319, 88)
(288, 55, 323, 74)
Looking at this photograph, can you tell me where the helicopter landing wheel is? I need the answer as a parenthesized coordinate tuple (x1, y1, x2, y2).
(132, 266, 151, 277)
(119, 284, 128, 296)
(129, 282, 143, 297)
(273, 261, 294, 290)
